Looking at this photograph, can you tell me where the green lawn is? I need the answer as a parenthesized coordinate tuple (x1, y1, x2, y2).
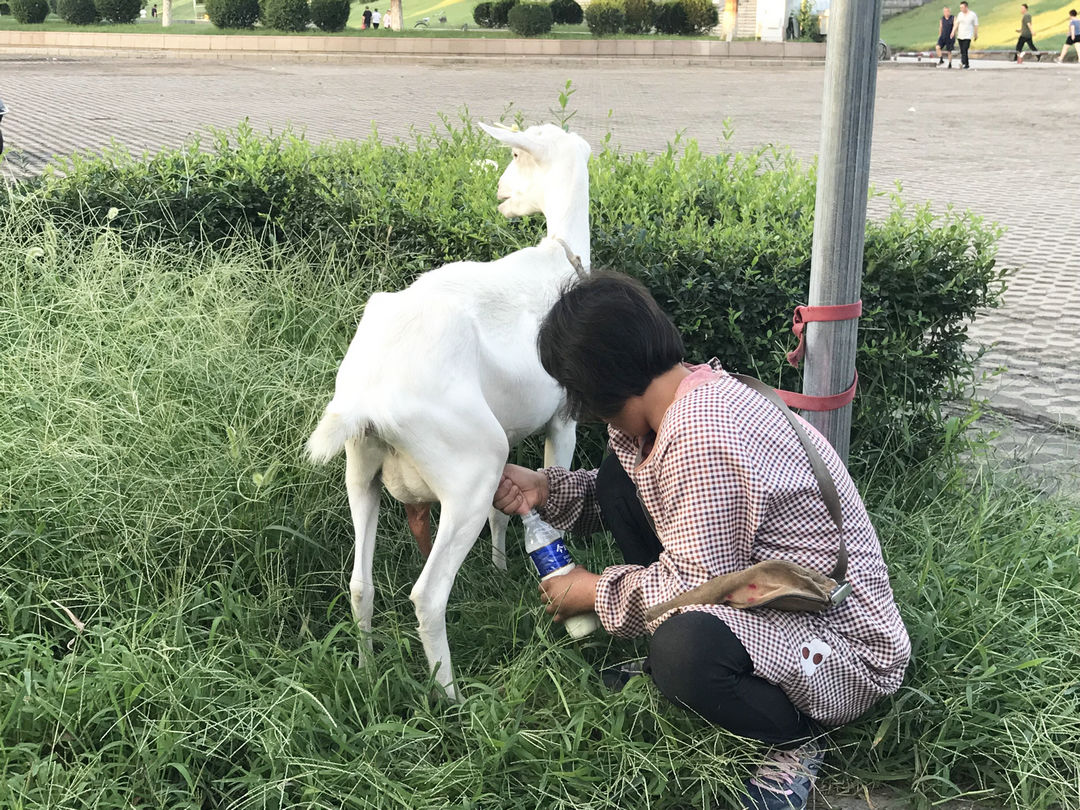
(881, 0, 1078, 50)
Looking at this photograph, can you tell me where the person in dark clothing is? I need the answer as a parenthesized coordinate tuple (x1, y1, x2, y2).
(937, 6, 956, 67)
(1015, 3, 1037, 63)
(362, 5, 372, 28)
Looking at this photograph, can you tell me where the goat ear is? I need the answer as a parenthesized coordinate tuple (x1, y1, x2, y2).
(478, 122, 550, 160)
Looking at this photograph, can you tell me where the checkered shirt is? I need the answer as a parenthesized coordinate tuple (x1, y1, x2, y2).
(539, 361, 911, 726)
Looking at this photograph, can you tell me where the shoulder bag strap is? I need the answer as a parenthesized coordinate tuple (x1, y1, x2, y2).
(730, 373, 848, 583)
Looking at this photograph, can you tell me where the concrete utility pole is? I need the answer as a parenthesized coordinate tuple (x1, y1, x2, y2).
(802, 0, 883, 462)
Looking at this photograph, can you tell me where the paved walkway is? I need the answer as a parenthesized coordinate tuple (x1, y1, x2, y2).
(1, 57, 1077, 475)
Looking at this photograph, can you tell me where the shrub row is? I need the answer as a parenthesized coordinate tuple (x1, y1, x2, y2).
(11, 122, 1007, 473)
(206, 0, 349, 32)
(10, 0, 49, 22)
(18, 0, 351, 30)
(57, 0, 98, 22)
(586, 0, 717, 36)
(15, 0, 138, 23)
(205, 0, 259, 27)
(473, 0, 514, 27)
(507, 0, 551, 35)
(473, 0, 580, 28)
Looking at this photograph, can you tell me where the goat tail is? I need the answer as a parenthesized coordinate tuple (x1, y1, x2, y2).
(306, 409, 353, 464)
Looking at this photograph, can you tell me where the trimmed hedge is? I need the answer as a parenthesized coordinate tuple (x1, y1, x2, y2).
(16, 125, 1006, 472)
(205, 0, 260, 28)
(622, 0, 653, 33)
(653, 0, 690, 34)
(260, 0, 308, 30)
(507, 0, 551, 35)
(10, 0, 49, 22)
(682, 0, 716, 32)
(489, 0, 517, 26)
(584, 0, 622, 35)
(93, 0, 140, 21)
(57, 0, 99, 21)
(310, 0, 350, 30)
(472, 0, 492, 25)
(549, 0, 581, 24)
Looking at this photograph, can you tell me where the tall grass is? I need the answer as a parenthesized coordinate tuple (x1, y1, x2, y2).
(0, 188, 1077, 809)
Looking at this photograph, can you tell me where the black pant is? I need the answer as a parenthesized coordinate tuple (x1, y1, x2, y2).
(958, 38, 972, 67)
(595, 454, 818, 746)
(1015, 35, 1037, 53)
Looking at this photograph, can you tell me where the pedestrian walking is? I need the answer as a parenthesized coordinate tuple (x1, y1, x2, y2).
(937, 5, 956, 67)
(1056, 8, 1080, 62)
(493, 271, 911, 810)
(371, 7, 381, 27)
(1015, 3, 1038, 63)
(151, 3, 157, 17)
(952, 1, 979, 69)
(362, 5, 372, 28)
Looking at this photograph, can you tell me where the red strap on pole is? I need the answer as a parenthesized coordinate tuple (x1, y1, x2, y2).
(785, 301, 863, 368)
(777, 300, 862, 411)
(777, 371, 859, 411)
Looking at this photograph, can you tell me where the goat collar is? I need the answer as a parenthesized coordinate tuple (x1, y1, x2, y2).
(554, 238, 588, 281)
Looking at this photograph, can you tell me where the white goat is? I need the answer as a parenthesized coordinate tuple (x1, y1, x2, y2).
(306, 123, 591, 699)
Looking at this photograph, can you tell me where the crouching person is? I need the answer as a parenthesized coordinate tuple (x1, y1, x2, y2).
(492, 271, 911, 810)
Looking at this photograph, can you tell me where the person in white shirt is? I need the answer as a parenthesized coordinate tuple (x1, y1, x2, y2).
(372, 8, 381, 28)
(951, 1, 979, 69)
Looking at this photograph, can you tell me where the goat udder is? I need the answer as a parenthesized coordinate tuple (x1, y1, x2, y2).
(405, 503, 433, 559)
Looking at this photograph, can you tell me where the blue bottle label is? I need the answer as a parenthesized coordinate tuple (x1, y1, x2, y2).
(529, 539, 572, 578)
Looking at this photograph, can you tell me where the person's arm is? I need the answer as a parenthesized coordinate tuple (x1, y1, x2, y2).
(592, 427, 764, 638)
(951, 19, 959, 39)
(939, 18, 943, 37)
(974, 15, 978, 39)
(493, 463, 603, 536)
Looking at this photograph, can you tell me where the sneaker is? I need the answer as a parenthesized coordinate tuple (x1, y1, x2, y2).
(600, 658, 645, 692)
(741, 738, 826, 810)
(938, 57, 944, 64)
(947, 62, 952, 68)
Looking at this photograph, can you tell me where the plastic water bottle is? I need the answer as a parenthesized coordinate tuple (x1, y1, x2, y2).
(522, 510, 602, 639)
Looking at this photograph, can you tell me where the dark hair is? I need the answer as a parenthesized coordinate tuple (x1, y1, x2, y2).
(1072, 8, 1077, 15)
(537, 270, 684, 422)
(1021, 3, 1027, 8)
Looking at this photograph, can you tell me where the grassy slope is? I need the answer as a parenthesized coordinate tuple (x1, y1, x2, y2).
(880, 0, 1078, 50)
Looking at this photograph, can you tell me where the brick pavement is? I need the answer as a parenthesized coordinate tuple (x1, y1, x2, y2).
(1, 57, 1076, 476)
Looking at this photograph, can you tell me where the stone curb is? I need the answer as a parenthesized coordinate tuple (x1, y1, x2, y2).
(0, 30, 826, 65)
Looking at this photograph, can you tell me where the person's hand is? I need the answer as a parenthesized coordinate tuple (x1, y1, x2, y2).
(492, 464, 549, 515)
(539, 566, 599, 621)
